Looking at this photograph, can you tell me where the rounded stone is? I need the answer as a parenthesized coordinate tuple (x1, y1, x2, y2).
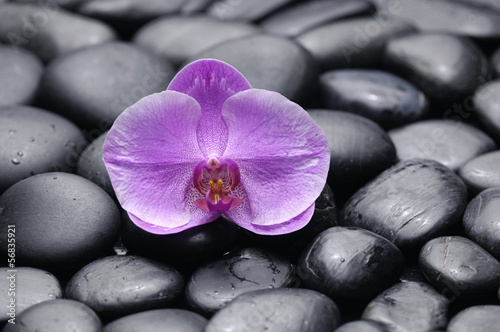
(335, 320, 390, 332)
(473, 80, 500, 142)
(206, 0, 294, 21)
(204, 288, 340, 332)
(38, 41, 175, 130)
(340, 159, 468, 249)
(66, 255, 185, 319)
(447, 305, 500, 332)
(389, 120, 496, 171)
(459, 151, 500, 194)
(0, 105, 87, 194)
(0, 172, 121, 269)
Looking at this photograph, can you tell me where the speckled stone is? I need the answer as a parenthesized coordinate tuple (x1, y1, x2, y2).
(473, 80, 500, 142)
(459, 151, 500, 194)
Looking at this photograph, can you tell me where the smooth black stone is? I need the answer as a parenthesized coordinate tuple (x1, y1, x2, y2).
(463, 188, 500, 260)
(261, 0, 374, 37)
(389, 120, 496, 171)
(447, 305, 500, 332)
(419, 236, 500, 298)
(206, 0, 294, 21)
(0, 45, 42, 107)
(204, 288, 340, 332)
(335, 320, 390, 332)
(133, 15, 259, 67)
(295, 16, 416, 71)
(383, 32, 488, 103)
(459, 0, 500, 11)
(2, 299, 102, 332)
(66, 255, 185, 319)
(38, 41, 175, 130)
(0, 105, 87, 193)
(340, 159, 468, 249)
(0, 3, 116, 62)
(0, 267, 61, 324)
(10, 0, 84, 10)
(473, 80, 500, 142)
(362, 281, 449, 332)
(104, 309, 207, 332)
(320, 69, 428, 129)
(185, 247, 294, 315)
(297, 226, 404, 301)
(0, 172, 120, 269)
(459, 151, 500, 194)
(181, 0, 214, 14)
(185, 34, 318, 103)
(492, 48, 500, 78)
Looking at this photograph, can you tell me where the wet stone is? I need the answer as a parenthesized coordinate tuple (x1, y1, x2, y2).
(447, 305, 500, 332)
(389, 120, 496, 171)
(104, 309, 208, 332)
(0, 105, 87, 194)
(340, 159, 468, 249)
(362, 281, 449, 332)
(463, 188, 500, 260)
(383, 32, 488, 103)
(185, 34, 318, 103)
(185, 247, 294, 315)
(66, 255, 185, 319)
(38, 41, 175, 130)
(459, 151, 500, 194)
(473, 80, 500, 142)
(297, 226, 404, 302)
(335, 320, 390, 332)
(204, 288, 341, 332)
(419, 236, 500, 299)
(206, 0, 294, 21)
(0, 172, 121, 269)
(320, 69, 428, 129)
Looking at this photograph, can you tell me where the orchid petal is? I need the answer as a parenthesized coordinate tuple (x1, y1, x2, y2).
(167, 59, 252, 157)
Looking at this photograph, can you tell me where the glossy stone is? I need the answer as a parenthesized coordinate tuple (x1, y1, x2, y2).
(206, 0, 294, 21)
(473, 80, 500, 142)
(0, 172, 120, 269)
(383, 32, 488, 103)
(447, 305, 500, 332)
(185, 34, 318, 103)
(459, 151, 500, 193)
(0, 105, 87, 193)
(320, 69, 428, 128)
(340, 159, 468, 249)
(66, 255, 184, 319)
(335, 320, 390, 332)
(362, 282, 449, 332)
(38, 41, 175, 130)
(389, 120, 496, 171)
(185, 247, 294, 315)
(204, 288, 340, 332)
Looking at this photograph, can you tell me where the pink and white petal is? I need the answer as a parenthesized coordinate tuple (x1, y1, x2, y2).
(167, 59, 252, 157)
(221, 89, 330, 227)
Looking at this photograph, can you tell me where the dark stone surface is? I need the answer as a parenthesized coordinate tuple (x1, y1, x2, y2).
(181, 0, 214, 14)
(389, 120, 496, 171)
(458, 0, 500, 11)
(335, 320, 390, 332)
(66, 255, 185, 319)
(104, 309, 208, 332)
(320, 69, 428, 129)
(383, 32, 489, 103)
(0, 45, 42, 107)
(0, 172, 121, 269)
(0, 105, 87, 194)
(492, 48, 500, 78)
(419, 236, 500, 298)
(206, 0, 295, 21)
(362, 282, 449, 332)
(340, 159, 468, 249)
(473, 80, 500, 142)
(38, 41, 175, 130)
(463, 188, 500, 260)
(447, 305, 500, 332)
(204, 288, 341, 332)
(297, 226, 404, 301)
(459, 151, 500, 194)
(185, 247, 294, 315)
(185, 34, 318, 103)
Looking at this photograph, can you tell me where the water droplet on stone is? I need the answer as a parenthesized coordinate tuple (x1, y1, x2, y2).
(340, 258, 345, 263)
(8, 129, 16, 135)
(50, 124, 56, 131)
(29, 137, 35, 142)
(11, 158, 20, 165)
(214, 291, 218, 295)
(53, 176, 57, 180)
(17, 151, 24, 157)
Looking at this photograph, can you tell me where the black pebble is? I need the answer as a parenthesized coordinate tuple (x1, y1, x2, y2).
(473, 80, 500, 142)
(491, 48, 500, 77)
(447, 305, 500, 332)
(459, 151, 500, 194)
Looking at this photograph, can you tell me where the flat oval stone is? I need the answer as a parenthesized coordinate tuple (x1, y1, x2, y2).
(104, 309, 207, 332)
(184, 34, 318, 103)
(296, 16, 416, 71)
(389, 120, 496, 171)
(473, 80, 500, 141)
(66, 255, 184, 319)
(447, 305, 500, 332)
(297, 226, 404, 301)
(185, 247, 294, 315)
(419, 236, 500, 298)
(0, 172, 121, 269)
(133, 15, 259, 67)
(204, 288, 340, 332)
(340, 159, 468, 249)
(335, 320, 390, 332)
(362, 281, 449, 332)
(2, 299, 102, 331)
(206, 0, 294, 21)
(383, 32, 488, 103)
(38, 41, 175, 130)
(320, 69, 428, 129)
(0, 105, 87, 193)
(459, 151, 500, 194)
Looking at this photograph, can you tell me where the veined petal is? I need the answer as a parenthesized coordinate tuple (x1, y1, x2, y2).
(167, 59, 252, 157)
(221, 89, 330, 229)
